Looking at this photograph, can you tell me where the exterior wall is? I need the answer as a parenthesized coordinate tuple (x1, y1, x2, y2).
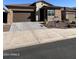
(36, 2, 49, 11)
(7, 9, 13, 24)
(47, 9, 54, 21)
(6, 5, 35, 23)
(36, 2, 49, 21)
(55, 9, 61, 21)
(66, 11, 76, 22)
(13, 12, 31, 22)
(47, 9, 62, 21)
(47, 16, 54, 21)
(7, 10, 35, 23)
(36, 2, 62, 22)
(61, 11, 66, 21)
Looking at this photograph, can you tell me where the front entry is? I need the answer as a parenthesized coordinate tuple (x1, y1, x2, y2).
(39, 8, 44, 21)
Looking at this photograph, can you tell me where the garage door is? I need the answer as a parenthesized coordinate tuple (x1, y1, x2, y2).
(13, 12, 31, 22)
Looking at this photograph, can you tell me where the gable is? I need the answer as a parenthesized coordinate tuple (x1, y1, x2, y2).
(36, 2, 48, 10)
(36, 2, 49, 7)
(31, 1, 53, 7)
(35, 1, 54, 11)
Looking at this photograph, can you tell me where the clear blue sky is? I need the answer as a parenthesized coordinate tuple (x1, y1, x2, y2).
(3, 0, 76, 7)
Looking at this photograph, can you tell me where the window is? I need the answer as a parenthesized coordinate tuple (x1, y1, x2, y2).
(47, 10, 55, 16)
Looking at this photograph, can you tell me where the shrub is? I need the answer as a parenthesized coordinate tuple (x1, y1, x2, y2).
(71, 21, 76, 24)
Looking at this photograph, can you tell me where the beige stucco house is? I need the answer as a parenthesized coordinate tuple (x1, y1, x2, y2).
(3, 0, 76, 24)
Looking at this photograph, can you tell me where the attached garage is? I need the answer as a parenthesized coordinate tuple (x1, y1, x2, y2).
(13, 11, 32, 22)
(6, 5, 36, 23)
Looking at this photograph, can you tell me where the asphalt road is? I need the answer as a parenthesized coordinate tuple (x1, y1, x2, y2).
(4, 38, 76, 59)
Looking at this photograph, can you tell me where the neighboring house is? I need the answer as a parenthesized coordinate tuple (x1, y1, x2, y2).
(3, 0, 76, 24)
(3, 5, 9, 23)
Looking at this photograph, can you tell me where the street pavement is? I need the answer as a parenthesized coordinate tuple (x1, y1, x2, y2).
(4, 38, 76, 59)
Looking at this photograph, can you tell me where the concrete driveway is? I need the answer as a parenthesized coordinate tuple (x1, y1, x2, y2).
(3, 22, 76, 50)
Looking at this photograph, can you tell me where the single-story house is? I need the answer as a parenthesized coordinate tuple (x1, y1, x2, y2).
(3, 0, 76, 24)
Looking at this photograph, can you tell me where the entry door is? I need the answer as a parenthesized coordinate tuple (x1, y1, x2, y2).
(39, 8, 44, 21)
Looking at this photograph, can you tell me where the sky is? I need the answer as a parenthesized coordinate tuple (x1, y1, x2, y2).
(3, 0, 76, 7)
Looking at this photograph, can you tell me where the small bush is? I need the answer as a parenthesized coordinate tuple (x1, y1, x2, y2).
(65, 19, 69, 21)
(67, 24, 71, 28)
(56, 20, 59, 23)
(71, 21, 76, 24)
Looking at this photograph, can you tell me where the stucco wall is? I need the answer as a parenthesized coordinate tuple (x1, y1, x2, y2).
(36, 1, 49, 21)
(7, 9, 13, 24)
(36, 2, 49, 11)
(47, 9, 62, 21)
(66, 12, 76, 22)
(55, 9, 62, 21)
(47, 16, 54, 21)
